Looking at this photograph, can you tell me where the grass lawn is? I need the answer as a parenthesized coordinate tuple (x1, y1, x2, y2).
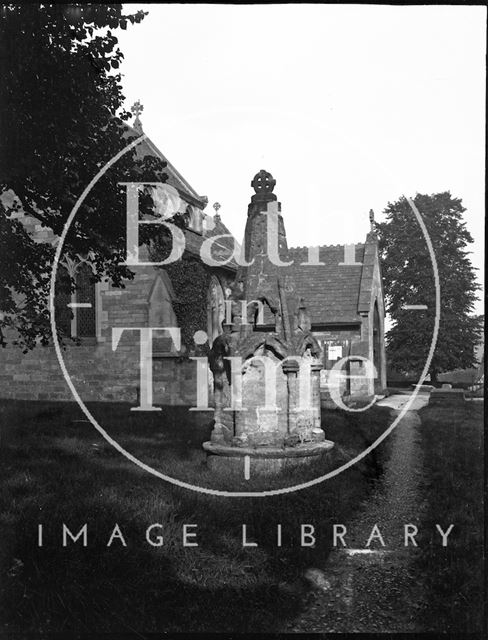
(415, 401, 484, 634)
(0, 399, 392, 634)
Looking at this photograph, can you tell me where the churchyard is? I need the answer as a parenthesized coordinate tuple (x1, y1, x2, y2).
(0, 396, 483, 634)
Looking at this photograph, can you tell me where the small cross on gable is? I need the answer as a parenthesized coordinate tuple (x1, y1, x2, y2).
(131, 100, 144, 118)
(131, 100, 144, 132)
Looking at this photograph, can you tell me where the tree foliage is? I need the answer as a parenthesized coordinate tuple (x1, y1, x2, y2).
(376, 192, 482, 381)
(0, 4, 168, 350)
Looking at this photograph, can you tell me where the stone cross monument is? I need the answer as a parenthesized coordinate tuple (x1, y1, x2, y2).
(203, 171, 333, 474)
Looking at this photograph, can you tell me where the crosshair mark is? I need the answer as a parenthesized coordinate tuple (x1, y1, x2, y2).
(244, 455, 250, 480)
(402, 304, 428, 310)
(67, 303, 93, 308)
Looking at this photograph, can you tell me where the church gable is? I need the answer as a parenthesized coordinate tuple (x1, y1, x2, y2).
(129, 131, 208, 210)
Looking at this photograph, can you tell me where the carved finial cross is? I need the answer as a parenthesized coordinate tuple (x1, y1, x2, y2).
(251, 169, 276, 195)
(251, 169, 277, 203)
(213, 202, 221, 219)
(131, 100, 144, 132)
(131, 100, 144, 118)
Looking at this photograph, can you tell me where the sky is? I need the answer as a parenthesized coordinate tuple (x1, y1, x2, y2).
(116, 4, 486, 315)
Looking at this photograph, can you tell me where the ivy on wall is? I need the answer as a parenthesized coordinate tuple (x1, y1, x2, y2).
(147, 225, 234, 358)
(163, 255, 211, 357)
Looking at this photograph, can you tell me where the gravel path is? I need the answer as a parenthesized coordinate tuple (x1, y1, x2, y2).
(287, 396, 429, 633)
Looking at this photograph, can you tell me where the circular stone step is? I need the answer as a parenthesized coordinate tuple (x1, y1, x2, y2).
(202, 440, 334, 475)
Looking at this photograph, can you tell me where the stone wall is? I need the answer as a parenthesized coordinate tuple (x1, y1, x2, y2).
(0, 264, 219, 407)
(0, 339, 201, 406)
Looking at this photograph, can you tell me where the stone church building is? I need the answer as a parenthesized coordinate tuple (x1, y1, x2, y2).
(1, 114, 386, 406)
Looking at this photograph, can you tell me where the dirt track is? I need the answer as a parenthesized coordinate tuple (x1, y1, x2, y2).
(287, 396, 430, 633)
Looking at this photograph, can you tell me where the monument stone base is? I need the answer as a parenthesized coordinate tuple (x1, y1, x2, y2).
(203, 440, 334, 476)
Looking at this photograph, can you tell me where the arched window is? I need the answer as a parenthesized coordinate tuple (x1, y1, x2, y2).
(207, 276, 225, 344)
(75, 263, 96, 337)
(54, 265, 72, 337)
(54, 261, 96, 339)
(148, 272, 179, 354)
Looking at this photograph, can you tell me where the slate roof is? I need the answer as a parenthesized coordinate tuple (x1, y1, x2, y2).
(286, 244, 366, 325)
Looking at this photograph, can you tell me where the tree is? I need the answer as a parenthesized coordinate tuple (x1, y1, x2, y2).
(0, 4, 167, 351)
(376, 192, 482, 382)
